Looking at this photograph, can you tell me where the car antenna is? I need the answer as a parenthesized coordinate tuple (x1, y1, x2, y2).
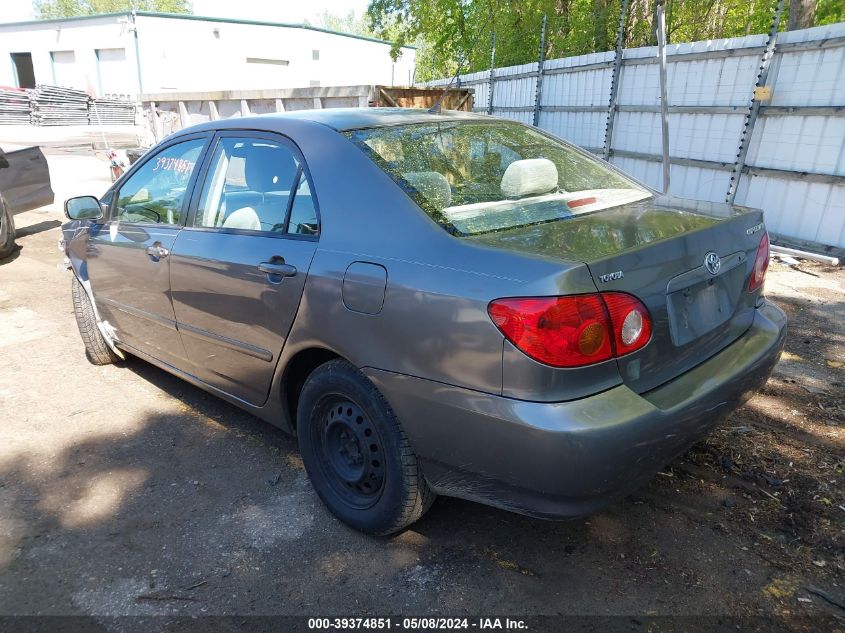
(428, 53, 464, 114)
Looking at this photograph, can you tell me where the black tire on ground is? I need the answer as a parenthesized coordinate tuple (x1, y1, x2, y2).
(71, 274, 120, 366)
(297, 359, 435, 535)
(0, 197, 16, 260)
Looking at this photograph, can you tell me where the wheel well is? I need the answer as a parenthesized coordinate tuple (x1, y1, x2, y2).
(282, 347, 340, 431)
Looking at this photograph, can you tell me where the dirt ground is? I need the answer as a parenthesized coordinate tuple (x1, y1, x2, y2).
(0, 154, 843, 627)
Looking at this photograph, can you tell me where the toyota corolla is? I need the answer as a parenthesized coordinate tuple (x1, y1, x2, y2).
(62, 108, 786, 534)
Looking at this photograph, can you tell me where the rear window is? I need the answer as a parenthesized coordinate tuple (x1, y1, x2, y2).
(345, 120, 651, 236)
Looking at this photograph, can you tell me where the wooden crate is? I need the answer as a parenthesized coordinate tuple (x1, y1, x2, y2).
(371, 86, 473, 111)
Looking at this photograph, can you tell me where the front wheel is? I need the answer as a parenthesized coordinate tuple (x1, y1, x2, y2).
(297, 359, 435, 535)
(71, 274, 121, 365)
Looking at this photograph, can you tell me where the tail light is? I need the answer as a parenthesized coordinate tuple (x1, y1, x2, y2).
(488, 292, 651, 368)
(602, 292, 653, 357)
(748, 232, 770, 292)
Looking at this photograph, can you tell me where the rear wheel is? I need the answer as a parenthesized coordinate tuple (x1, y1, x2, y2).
(297, 359, 435, 535)
(71, 274, 120, 365)
(0, 197, 16, 260)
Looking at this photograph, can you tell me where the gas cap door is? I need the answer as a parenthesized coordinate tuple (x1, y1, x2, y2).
(342, 262, 387, 315)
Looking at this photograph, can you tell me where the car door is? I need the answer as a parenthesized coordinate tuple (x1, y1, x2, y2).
(168, 132, 320, 406)
(0, 146, 54, 213)
(86, 134, 210, 368)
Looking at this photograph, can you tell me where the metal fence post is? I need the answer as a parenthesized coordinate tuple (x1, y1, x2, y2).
(603, 0, 629, 160)
(487, 29, 496, 115)
(726, 0, 785, 204)
(656, 0, 671, 193)
(532, 14, 548, 127)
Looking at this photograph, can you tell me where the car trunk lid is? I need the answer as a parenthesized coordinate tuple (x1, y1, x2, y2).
(470, 196, 767, 394)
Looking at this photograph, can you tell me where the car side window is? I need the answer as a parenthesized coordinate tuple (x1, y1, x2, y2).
(113, 138, 205, 225)
(287, 172, 319, 236)
(194, 137, 302, 233)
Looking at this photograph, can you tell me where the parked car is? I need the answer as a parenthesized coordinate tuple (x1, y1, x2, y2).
(0, 145, 55, 259)
(62, 109, 786, 534)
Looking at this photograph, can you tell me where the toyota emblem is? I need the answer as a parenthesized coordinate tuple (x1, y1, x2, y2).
(704, 251, 721, 275)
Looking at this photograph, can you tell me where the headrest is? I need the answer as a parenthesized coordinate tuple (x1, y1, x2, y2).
(404, 171, 452, 211)
(500, 158, 558, 198)
(222, 207, 261, 231)
(243, 146, 298, 192)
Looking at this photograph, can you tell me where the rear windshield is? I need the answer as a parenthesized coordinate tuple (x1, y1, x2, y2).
(345, 120, 651, 236)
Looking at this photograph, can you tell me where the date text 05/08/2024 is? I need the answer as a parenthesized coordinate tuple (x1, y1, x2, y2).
(308, 618, 528, 630)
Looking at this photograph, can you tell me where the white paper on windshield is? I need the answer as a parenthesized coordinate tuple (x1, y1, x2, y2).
(442, 188, 652, 223)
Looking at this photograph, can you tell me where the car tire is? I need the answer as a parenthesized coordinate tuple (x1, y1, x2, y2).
(0, 196, 16, 260)
(71, 274, 120, 366)
(297, 359, 435, 535)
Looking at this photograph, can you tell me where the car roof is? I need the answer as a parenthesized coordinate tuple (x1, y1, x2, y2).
(240, 107, 491, 132)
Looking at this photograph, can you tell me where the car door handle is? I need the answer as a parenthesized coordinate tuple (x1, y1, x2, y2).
(145, 244, 169, 260)
(258, 261, 297, 278)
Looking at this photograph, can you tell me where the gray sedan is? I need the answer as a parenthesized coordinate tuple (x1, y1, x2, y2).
(62, 108, 786, 534)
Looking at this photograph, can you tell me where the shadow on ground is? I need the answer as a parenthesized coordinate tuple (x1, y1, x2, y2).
(0, 244, 21, 265)
(14, 219, 62, 239)
(1, 339, 842, 618)
(1, 231, 842, 619)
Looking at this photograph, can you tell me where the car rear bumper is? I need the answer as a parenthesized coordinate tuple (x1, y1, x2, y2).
(363, 299, 787, 519)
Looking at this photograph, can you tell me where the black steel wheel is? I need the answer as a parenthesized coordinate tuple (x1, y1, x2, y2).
(316, 397, 386, 508)
(297, 359, 435, 535)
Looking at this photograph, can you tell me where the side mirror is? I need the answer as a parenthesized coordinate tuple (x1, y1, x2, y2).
(65, 196, 103, 221)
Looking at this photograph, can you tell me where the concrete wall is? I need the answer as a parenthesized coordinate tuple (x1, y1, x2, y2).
(140, 85, 474, 142)
(140, 86, 374, 141)
(0, 13, 416, 100)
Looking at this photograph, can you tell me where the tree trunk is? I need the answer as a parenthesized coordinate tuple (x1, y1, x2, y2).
(549, 0, 571, 58)
(788, 0, 816, 30)
(592, 0, 610, 52)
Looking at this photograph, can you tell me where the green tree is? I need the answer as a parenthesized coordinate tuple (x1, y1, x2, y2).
(34, 0, 192, 18)
(367, 0, 844, 81)
(367, 0, 479, 80)
(307, 10, 376, 37)
(814, 0, 844, 26)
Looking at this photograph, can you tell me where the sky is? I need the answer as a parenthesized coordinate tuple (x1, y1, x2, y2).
(1, 0, 34, 22)
(192, 0, 370, 24)
(0, 0, 371, 24)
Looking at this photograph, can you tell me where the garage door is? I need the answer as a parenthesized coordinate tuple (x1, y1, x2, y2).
(96, 48, 131, 97)
(51, 50, 84, 90)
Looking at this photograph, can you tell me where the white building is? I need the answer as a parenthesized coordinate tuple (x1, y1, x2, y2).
(0, 11, 416, 99)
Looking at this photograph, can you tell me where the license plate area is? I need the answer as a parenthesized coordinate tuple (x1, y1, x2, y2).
(666, 262, 745, 346)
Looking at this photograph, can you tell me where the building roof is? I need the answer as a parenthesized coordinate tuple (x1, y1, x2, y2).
(0, 11, 416, 50)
